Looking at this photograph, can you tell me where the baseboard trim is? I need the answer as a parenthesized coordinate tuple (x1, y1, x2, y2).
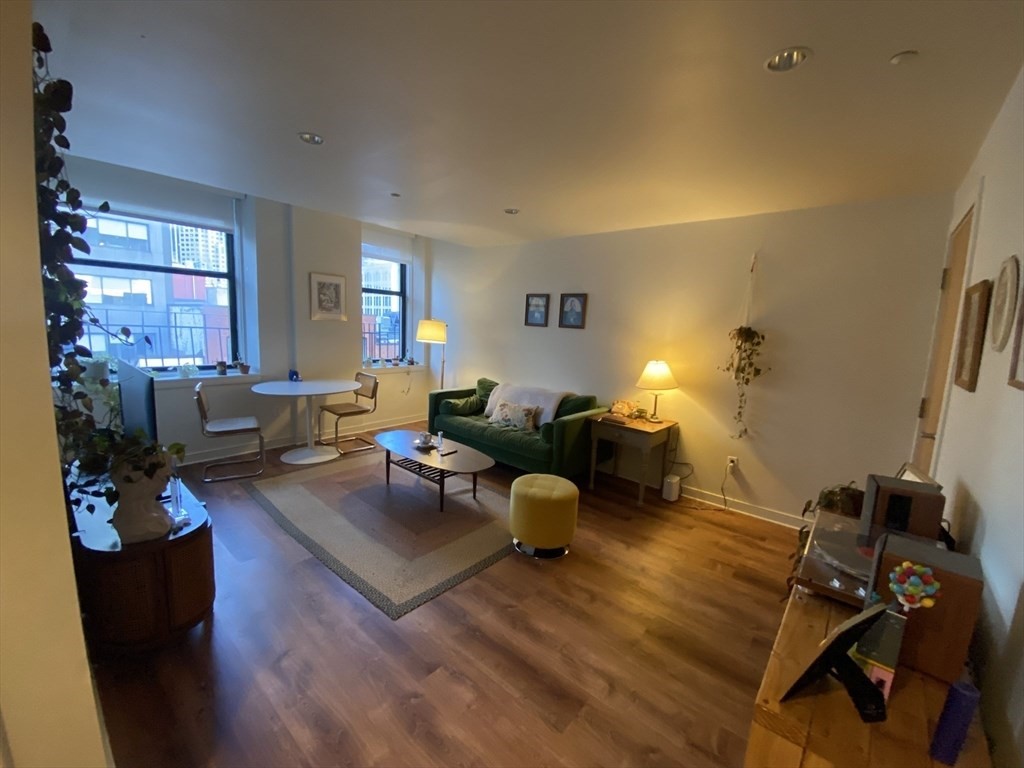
(681, 485, 803, 529)
(180, 416, 420, 466)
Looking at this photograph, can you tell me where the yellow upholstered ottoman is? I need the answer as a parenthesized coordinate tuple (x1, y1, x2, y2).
(509, 473, 579, 559)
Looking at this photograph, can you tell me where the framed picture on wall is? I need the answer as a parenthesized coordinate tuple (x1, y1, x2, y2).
(990, 255, 1019, 351)
(558, 293, 588, 329)
(1009, 292, 1024, 390)
(953, 279, 992, 392)
(310, 272, 346, 321)
(525, 293, 550, 327)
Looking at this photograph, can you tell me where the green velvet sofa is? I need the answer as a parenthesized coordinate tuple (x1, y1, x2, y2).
(427, 378, 608, 478)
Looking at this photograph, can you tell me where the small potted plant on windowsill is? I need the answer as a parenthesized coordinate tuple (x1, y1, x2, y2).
(233, 359, 251, 375)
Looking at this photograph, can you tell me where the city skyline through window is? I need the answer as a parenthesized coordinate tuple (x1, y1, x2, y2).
(76, 211, 237, 368)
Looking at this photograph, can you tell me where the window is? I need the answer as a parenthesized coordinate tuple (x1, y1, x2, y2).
(76, 211, 237, 368)
(361, 255, 406, 361)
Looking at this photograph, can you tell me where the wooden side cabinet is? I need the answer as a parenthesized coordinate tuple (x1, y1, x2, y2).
(587, 414, 676, 506)
(73, 479, 215, 651)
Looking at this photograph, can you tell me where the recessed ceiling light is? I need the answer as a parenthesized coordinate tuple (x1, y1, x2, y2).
(889, 50, 919, 65)
(764, 46, 812, 73)
(504, 208, 520, 215)
(298, 132, 324, 145)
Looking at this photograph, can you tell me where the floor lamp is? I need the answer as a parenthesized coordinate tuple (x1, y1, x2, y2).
(416, 319, 447, 388)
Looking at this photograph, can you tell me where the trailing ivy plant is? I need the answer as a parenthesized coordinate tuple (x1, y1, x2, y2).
(33, 22, 183, 513)
(721, 325, 768, 438)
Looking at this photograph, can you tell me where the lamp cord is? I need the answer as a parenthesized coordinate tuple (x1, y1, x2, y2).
(720, 464, 730, 511)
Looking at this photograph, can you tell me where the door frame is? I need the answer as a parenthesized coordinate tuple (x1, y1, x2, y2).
(918, 179, 986, 474)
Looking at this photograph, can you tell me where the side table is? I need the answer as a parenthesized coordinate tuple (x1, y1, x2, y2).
(587, 414, 676, 505)
(72, 478, 215, 651)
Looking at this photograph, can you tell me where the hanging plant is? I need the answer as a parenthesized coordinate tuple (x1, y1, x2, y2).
(722, 325, 767, 438)
(33, 22, 183, 513)
(719, 251, 771, 438)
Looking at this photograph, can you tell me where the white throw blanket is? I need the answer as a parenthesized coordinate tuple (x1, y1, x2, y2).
(484, 384, 571, 425)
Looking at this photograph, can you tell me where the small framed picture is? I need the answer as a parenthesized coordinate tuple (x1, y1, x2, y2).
(525, 293, 549, 327)
(954, 279, 992, 392)
(990, 255, 1019, 351)
(1009, 295, 1024, 390)
(558, 293, 588, 329)
(310, 272, 346, 321)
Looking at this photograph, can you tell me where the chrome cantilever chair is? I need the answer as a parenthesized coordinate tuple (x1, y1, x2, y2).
(194, 382, 265, 483)
(317, 372, 378, 454)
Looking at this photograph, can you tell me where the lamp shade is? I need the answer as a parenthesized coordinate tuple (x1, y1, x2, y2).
(636, 360, 678, 391)
(416, 319, 447, 344)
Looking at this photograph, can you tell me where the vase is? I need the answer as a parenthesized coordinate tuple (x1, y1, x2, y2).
(110, 455, 175, 544)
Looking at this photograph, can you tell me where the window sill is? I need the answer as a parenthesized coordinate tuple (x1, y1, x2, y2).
(152, 371, 262, 390)
(360, 364, 427, 376)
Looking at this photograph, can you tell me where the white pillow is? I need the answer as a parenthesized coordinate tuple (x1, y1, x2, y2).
(488, 400, 539, 431)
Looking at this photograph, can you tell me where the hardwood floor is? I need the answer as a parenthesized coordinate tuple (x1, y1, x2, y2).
(88, 423, 796, 767)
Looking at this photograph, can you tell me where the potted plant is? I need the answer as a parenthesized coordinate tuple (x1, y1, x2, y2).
(233, 358, 251, 374)
(722, 325, 768, 438)
(34, 22, 183, 532)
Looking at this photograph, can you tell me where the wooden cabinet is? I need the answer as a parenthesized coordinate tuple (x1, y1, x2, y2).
(745, 588, 991, 767)
(73, 479, 215, 651)
(587, 415, 676, 505)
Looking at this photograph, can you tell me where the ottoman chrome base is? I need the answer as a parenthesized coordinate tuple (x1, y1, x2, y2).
(513, 538, 569, 559)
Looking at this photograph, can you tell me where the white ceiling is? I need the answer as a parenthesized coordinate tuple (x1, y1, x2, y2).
(33, 0, 1024, 248)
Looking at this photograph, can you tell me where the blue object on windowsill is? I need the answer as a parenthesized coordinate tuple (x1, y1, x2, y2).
(288, 369, 302, 382)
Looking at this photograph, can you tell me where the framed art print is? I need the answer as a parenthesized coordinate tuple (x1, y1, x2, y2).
(310, 272, 347, 321)
(954, 279, 991, 392)
(1009, 293, 1024, 390)
(990, 255, 1019, 351)
(558, 293, 588, 329)
(525, 293, 550, 327)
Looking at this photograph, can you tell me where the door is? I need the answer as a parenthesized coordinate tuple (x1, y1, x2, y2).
(912, 207, 973, 471)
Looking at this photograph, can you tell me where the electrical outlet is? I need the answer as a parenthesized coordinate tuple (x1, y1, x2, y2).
(727, 456, 738, 473)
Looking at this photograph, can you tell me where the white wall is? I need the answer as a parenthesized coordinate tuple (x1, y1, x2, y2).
(432, 194, 952, 522)
(0, 2, 111, 764)
(936, 68, 1024, 768)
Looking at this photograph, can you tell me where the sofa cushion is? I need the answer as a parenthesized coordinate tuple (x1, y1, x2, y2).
(484, 384, 571, 424)
(439, 394, 482, 416)
(488, 400, 539, 431)
(434, 414, 552, 464)
(556, 394, 596, 418)
(476, 378, 500, 406)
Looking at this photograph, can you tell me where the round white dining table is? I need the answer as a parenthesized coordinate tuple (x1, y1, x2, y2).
(251, 379, 360, 464)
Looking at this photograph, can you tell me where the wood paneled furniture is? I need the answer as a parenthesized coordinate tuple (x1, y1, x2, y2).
(73, 478, 215, 651)
(587, 414, 676, 505)
(745, 587, 991, 767)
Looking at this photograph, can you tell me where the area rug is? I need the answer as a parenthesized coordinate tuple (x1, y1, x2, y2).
(242, 451, 512, 619)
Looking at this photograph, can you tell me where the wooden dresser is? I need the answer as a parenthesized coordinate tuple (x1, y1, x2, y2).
(745, 588, 991, 767)
(73, 478, 215, 651)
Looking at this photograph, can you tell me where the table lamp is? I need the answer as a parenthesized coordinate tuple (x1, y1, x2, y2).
(636, 360, 677, 422)
(416, 318, 448, 387)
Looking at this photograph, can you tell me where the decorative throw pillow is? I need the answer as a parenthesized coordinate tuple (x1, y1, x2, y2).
(488, 400, 539, 431)
(476, 378, 500, 406)
(439, 395, 482, 415)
